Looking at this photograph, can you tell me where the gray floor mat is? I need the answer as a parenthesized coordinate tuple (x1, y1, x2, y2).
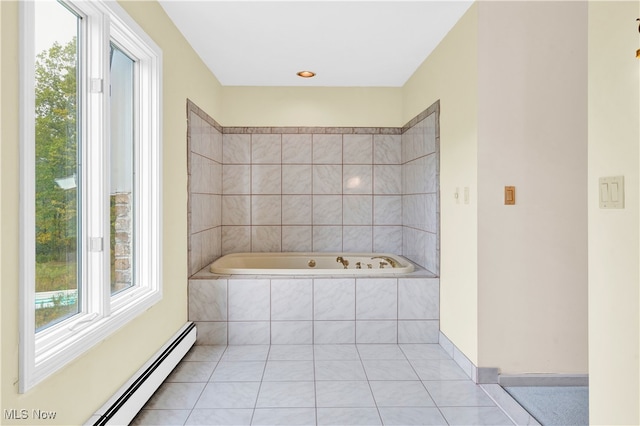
(504, 386, 588, 426)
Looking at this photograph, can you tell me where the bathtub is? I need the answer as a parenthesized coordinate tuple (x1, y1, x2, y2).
(209, 252, 415, 276)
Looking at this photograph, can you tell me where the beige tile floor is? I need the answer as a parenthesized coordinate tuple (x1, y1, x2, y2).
(131, 344, 517, 426)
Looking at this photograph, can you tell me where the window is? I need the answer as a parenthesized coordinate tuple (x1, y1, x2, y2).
(20, 0, 162, 392)
(32, 0, 81, 332)
(110, 42, 135, 296)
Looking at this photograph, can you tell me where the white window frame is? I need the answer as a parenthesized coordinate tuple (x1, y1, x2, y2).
(19, 0, 162, 393)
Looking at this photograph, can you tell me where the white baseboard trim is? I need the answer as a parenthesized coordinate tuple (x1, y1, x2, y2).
(84, 322, 196, 426)
(439, 331, 486, 382)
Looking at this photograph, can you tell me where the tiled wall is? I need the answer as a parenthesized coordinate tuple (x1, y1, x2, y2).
(221, 128, 403, 255)
(189, 276, 440, 345)
(187, 100, 440, 275)
(187, 101, 223, 276)
(401, 103, 439, 274)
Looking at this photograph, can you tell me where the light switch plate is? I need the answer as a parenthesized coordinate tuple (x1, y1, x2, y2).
(599, 176, 624, 209)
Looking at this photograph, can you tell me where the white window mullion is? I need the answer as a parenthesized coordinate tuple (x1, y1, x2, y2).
(138, 55, 162, 300)
(84, 8, 111, 318)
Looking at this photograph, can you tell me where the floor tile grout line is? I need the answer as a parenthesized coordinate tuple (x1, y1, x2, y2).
(401, 344, 452, 425)
(185, 345, 229, 425)
(313, 342, 318, 425)
(354, 344, 385, 425)
(249, 345, 271, 425)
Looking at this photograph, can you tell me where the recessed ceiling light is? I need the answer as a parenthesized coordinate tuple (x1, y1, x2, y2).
(297, 70, 316, 78)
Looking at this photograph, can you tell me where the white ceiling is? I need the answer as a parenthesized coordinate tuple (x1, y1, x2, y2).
(158, 1, 473, 87)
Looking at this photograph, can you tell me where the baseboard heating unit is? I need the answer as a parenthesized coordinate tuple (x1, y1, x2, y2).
(84, 322, 196, 426)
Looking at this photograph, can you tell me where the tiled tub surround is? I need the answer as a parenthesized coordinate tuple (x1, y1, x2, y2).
(221, 130, 405, 256)
(187, 101, 224, 276)
(401, 104, 439, 274)
(189, 274, 439, 345)
(186, 100, 440, 274)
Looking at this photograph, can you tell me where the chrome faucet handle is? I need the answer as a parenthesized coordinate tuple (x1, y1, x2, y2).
(379, 261, 388, 268)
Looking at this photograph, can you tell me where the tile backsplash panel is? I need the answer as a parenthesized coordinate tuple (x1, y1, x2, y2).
(221, 130, 404, 255)
(187, 100, 439, 275)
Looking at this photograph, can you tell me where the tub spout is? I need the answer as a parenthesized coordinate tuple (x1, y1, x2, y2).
(336, 256, 349, 269)
(371, 256, 397, 268)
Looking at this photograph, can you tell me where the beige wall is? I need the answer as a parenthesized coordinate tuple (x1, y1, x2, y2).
(588, 1, 640, 424)
(403, 4, 480, 364)
(477, 1, 588, 374)
(0, 1, 223, 424)
(220, 86, 402, 127)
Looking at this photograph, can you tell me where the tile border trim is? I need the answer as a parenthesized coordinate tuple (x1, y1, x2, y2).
(193, 99, 441, 136)
(401, 100, 440, 134)
(222, 126, 402, 135)
(187, 98, 224, 133)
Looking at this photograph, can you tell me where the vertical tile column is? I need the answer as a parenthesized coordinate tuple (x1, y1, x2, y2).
(189, 279, 227, 345)
(398, 277, 440, 343)
(312, 133, 344, 251)
(313, 278, 356, 343)
(221, 133, 252, 253)
(228, 279, 271, 344)
(282, 134, 313, 251)
(355, 278, 398, 343)
(272, 279, 313, 344)
(187, 102, 223, 276)
(342, 134, 373, 252)
(373, 134, 403, 254)
(401, 105, 439, 274)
